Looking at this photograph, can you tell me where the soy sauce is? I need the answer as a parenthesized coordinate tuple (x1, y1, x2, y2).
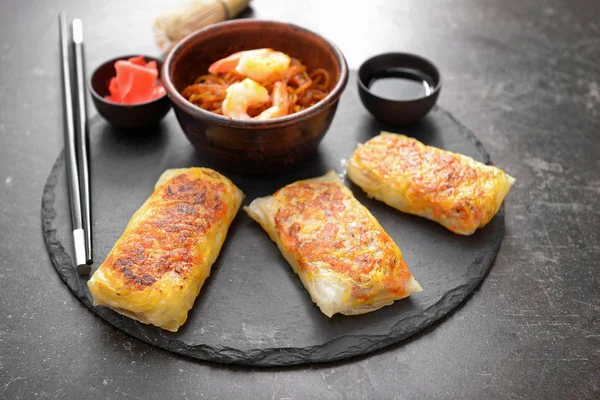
(368, 68, 434, 101)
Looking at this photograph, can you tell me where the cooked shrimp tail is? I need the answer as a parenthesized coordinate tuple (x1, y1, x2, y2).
(208, 51, 244, 75)
(257, 82, 289, 120)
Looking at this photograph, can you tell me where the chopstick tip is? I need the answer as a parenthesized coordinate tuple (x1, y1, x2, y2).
(72, 19, 83, 44)
(59, 12, 67, 25)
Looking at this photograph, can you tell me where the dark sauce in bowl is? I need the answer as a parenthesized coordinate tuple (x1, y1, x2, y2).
(367, 68, 434, 101)
(357, 52, 442, 124)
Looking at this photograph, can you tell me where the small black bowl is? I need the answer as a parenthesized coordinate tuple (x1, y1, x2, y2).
(90, 54, 171, 129)
(358, 52, 442, 125)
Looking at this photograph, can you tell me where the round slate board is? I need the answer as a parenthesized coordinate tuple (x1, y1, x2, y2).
(42, 71, 504, 366)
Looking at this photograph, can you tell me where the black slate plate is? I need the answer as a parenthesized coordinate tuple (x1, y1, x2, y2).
(42, 71, 504, 366)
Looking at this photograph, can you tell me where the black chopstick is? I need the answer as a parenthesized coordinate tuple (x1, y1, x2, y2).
(72, 18, 93, 265)
(59, 12, 91, 275)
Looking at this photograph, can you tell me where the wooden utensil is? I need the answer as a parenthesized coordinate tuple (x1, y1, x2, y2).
(153, 0, 250, 53)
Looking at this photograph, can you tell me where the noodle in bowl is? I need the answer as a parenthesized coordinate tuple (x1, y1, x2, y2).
(162, 20, 348, 173)
(181, 55, 331, 119)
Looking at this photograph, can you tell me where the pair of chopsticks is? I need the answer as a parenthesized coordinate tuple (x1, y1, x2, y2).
(59, 13, 92, 275)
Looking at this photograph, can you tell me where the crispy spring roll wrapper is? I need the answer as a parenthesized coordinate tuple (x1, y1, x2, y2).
(88, 168, 244, 332)
(347, 132, 515, 235)
(245, 170, 422, 318)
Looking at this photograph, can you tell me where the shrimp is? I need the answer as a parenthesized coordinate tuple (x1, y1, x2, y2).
(221, 78, 290, 120)
(255, 81, 289, 120)
(209, 48, 291, 84)
(221, 78, 269, 119)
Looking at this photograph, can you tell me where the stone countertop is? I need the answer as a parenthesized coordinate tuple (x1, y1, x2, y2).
(1, 0, 598, 398)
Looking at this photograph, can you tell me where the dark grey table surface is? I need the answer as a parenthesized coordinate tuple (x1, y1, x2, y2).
(1, 0, 599, 399)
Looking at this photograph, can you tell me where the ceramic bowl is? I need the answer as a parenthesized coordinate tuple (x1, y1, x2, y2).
(358, 52, 442, 125)
(162, 19, 349, 174)
(90, 54, 171, 130)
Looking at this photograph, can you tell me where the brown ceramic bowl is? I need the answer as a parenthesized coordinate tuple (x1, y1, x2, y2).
(90, 54, 171, 130)
(162, 20, 348, 174)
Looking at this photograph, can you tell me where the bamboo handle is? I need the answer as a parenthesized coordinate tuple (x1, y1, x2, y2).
(154, 0, 251, 53)
(221, 0, 250, 18)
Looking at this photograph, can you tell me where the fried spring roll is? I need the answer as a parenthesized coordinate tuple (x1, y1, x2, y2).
(245, 170, 422, 317)
(88, 168, 243, 332)
(347, 132, 515, 235)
